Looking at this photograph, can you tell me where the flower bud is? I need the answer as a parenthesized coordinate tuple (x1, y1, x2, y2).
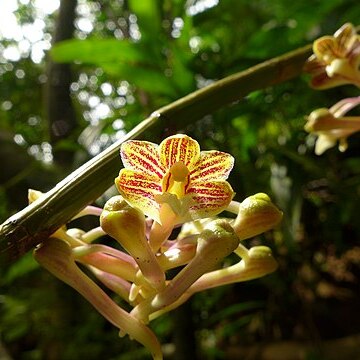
(100, 196, 165, 291)
(132, 220, 239, 322)
(34, 238, 162, 359)
(233, 193, 282, 240)
(190, 245, 278, 293)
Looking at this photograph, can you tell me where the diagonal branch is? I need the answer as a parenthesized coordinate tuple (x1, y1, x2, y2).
(0, 45, 312, 267)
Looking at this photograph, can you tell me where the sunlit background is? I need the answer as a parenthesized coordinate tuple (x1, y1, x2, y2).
(0, 0, 222, 162)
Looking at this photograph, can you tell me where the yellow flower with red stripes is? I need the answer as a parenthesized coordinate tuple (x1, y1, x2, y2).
(115, 134, 235, 224)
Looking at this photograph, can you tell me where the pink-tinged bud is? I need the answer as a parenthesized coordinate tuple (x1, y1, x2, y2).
(34, 238, 163, 360)
(304, 98, 360, 155)
(75, 248, 138, 284)
(233, 193, 283, 240)
(100, 196, 165, 291)
(190, 245, 278, 293)
(89, 266, 132, 303)
(246, 245, 278, 275)
(132, 220, 239, 322)
(305, 108, 360, 132)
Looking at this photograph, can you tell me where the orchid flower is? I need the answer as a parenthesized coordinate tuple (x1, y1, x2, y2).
(304, 23, 360, 89)
(305, 96, 360, 154)
(115, 134, 235, 227)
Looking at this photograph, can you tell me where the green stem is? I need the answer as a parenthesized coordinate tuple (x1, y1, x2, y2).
(0, 45, 312, 267)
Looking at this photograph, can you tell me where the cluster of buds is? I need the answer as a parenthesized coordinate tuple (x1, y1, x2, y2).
(33, 135, 282, 359)
(304, 23, 360, 154)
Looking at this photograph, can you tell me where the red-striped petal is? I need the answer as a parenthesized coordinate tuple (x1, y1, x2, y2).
(314, 37, 340, 62)
(187, 180, 234, 218)
(115, 169, 162, 222)
(314, 24, 356, 63)
(334, 23, 356, 54)
(191, 151, 234, 182)
(159, 135, 200, 170)
(120, 140, 165, 179)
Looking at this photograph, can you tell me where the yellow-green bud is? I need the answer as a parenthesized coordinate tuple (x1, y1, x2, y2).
(100, 196, 165, 291)
(233, 193, 282, 240)
(153, 220, 238, 311)
(131, 220, 239, 323)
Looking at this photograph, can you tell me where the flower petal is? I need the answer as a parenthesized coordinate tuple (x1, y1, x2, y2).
(190, 150, 234, 182)
(314, 37, 341, 62)
(159, 135, 200, 170)
(304, 56, 325, 76)
(187, 180, 234, 218)
(115, 169, 161, 222)
(348, 36, 360, 67)
(310, 71, 349, 89)
(120, 140, 165, 179)
(304, 57, 348, 89)
(314, 134, 337, 155)
(334, 23, 356, 54)
(314, 24, 356, 62)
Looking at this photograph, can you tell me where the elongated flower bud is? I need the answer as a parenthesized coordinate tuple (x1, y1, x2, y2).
(100, 196, 165, 291)
(34, 238, 163, 360)
(190, 245, 278, 293)
(132, 220, 239, 322)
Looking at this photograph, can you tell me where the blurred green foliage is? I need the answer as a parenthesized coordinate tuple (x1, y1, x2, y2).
(1, 0, 360, 359)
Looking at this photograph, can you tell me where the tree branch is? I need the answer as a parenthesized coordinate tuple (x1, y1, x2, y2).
(0, 45, 312, 267)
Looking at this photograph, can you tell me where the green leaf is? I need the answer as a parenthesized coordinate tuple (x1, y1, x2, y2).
(207, 301, 264, 325)
(128, 0, 161, 39)
(51, 38, 147, 65)
(102, 62, 177, 97)
(50, 38, 176, 96)
(170, 44, 195, 95)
